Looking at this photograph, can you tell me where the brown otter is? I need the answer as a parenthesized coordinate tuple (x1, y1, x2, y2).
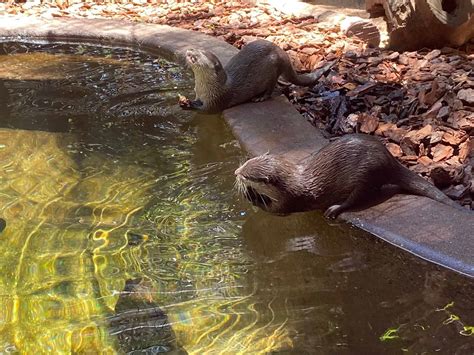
(180, 39, 324, 113)
(235, 134, 465, 218)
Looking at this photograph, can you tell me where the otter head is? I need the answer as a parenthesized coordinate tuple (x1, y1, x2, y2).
(235, 154, 303, 214)
(185, 49, 228, 111)
(185, 49, 226, 83)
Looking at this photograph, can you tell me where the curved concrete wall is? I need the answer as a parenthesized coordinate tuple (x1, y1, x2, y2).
(0, 16, 472, 277)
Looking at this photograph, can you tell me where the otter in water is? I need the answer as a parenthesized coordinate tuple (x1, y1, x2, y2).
(235, 134, 464, 218)
(180, 39, 323, 113)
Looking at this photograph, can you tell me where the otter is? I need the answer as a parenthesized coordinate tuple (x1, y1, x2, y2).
(180, 39, 323, 113)
(235, 134, 464, 218)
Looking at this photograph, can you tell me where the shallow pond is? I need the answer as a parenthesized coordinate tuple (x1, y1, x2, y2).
(0, 42, 472, 354)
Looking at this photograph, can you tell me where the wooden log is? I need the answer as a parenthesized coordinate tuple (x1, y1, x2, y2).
(366, 0, 387, 17)
(339, 16, 381, 47)
(368, 0, 474, 50)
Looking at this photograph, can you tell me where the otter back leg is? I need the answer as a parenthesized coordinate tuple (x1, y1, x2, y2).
(324, 186, 372, 218)
(251, 78, 278, 103)
(251, 91, 273, 102)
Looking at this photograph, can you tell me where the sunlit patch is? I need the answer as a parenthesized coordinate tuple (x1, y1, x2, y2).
(0, 42, 291, 354)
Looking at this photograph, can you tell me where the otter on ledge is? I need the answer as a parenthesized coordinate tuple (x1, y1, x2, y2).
(235, 134, 465, 218)
(180, 39, 323, 113)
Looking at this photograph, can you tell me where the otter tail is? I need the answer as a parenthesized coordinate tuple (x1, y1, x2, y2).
(395, 165, 464, 211)
(281, 56, 336, 87)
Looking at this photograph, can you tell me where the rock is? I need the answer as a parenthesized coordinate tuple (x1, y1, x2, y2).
(109, 278, 184, 354)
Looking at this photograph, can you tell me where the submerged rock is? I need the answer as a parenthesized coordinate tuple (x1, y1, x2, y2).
(109, 278, 187, 354)
(0, 218, 5, 233)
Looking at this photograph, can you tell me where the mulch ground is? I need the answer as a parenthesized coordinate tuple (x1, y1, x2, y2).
(3, 0, 474, 209)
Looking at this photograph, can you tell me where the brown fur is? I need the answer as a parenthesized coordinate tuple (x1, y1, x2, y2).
(184, 40, 322, 113)
(235, 134, 464, 218)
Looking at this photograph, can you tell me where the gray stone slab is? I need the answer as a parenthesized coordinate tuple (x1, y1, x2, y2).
(224, 96, 327, 161)
(0, 16, 472, 277)
(0, 16, 237, 65)
(344, 195, 474, 277)
(224, 90, 474, 278)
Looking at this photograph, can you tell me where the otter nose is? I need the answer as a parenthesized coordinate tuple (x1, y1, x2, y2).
(234, 166, 243, 176)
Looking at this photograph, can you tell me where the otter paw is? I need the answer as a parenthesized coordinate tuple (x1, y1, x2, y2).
(324, 205, 342, 219)
(251, 94, 271, 103)
(178, 94, 193, 109)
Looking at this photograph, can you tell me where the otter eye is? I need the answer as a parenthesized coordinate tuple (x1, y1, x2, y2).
(249, 176, 270, 184)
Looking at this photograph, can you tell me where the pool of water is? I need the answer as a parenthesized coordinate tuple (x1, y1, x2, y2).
(0, 42, 472, 354)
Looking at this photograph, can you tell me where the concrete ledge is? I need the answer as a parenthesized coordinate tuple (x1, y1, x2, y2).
(1, 16, 472, 277)
(0, 16, 238, 66)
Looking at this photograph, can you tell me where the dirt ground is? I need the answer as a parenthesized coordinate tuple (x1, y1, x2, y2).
(2, 0, 473, 209)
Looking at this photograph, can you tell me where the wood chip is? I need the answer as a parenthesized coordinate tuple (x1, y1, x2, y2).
(442, 131, 467, 146)
(431, 143, 454, 162)
(459, 139, 470, 163)
(418, 156, 433, 166)
(457, 89, 474, 105)
(358, 113, 379, 133)
(386, 142, 403, 157)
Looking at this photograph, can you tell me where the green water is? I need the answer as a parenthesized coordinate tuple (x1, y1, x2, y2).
(0, 42, 472, 354)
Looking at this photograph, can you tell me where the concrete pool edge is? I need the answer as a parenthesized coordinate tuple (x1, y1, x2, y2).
(0, 16, 472, 278)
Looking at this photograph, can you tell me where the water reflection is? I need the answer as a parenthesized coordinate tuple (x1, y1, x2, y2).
(0, 42, 298, 353)
(0, 42, 472, 354)
(241, 211, 474, 353)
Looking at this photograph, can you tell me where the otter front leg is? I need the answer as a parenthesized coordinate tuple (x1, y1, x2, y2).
(179, 96, 205, 111)
(324, 186, 369, 219)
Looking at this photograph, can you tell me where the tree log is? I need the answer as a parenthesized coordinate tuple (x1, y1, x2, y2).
(367, 0, 474, 50)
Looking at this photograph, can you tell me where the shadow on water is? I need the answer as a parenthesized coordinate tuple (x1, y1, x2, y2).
(241, 210, 474, 353)
(0, 41, 472, 354)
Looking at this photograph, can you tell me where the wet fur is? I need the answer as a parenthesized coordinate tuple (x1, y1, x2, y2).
(185, 40, 321, 113)
(235, 134, 464, 218)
